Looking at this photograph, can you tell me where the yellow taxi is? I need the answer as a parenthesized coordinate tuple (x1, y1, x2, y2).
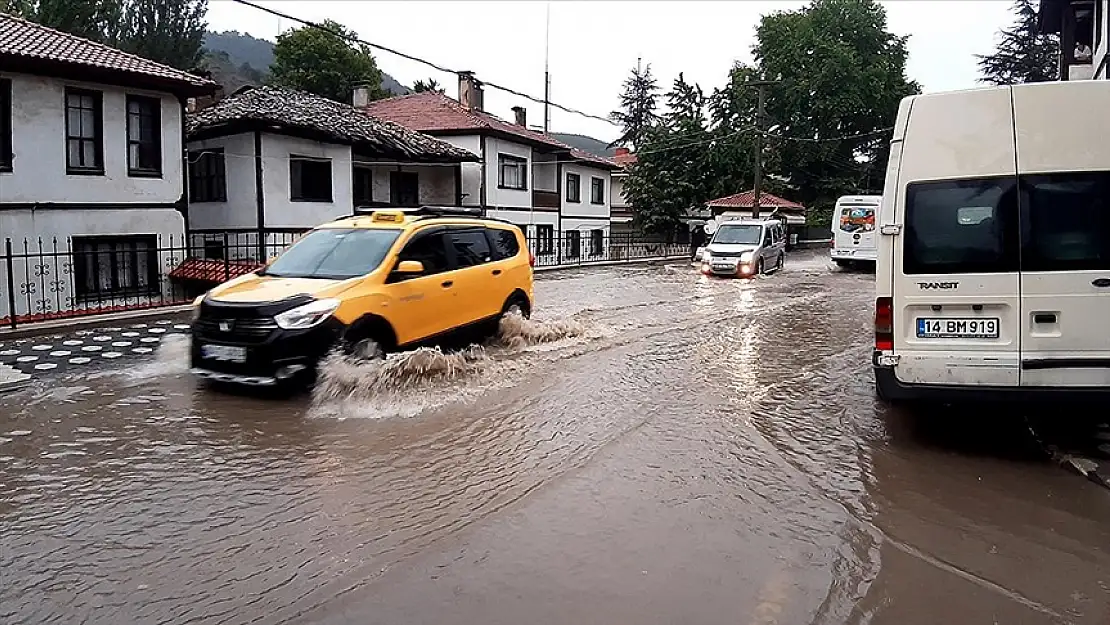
(188, 207, 534, 387)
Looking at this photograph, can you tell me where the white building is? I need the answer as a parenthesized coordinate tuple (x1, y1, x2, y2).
(610, 147, 637, 235)
(181, 85, 478, 271)
(1039, 0, 1109, 80)
(363, 73, 622, 261)
(0, 12, 215, 324)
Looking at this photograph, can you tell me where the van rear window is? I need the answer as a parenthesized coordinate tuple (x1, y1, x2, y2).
(838, 206, 875, 233)
(904, 178, 1018, 275)
(1022, 172, 1110, 272)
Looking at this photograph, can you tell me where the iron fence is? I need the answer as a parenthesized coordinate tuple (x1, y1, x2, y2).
(2, 229, 690, 329)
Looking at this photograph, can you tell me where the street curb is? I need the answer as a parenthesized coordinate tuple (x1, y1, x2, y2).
(534, 255, 689, 273)
(0, 305, 193, 341)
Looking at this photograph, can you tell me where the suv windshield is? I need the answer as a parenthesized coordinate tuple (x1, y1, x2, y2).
(262, 228, 402, 279)
(712, 224, 762, 245)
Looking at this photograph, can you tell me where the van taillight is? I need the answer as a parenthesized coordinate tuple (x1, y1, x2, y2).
(529, 252, 536, 268)
(875, 297, 893, 351)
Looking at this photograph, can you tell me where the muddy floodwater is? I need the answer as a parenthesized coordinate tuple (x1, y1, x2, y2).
(2, 251, 1109, 625)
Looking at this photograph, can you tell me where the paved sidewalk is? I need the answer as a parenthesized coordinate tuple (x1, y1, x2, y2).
(0, 319, 191, 378)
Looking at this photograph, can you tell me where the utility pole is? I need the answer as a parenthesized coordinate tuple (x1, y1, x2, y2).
(747, 78, 779, 220)
(543, 2, 551, 133)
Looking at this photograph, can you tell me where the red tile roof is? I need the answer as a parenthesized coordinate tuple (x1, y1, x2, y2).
(169, 258, 262, 283)
(363, 92, 620, 170)
(0, 12, 215, 92)
(705, 190, 805, 211)
(613, 148, 638, 167)
(569, 148, 621, 171)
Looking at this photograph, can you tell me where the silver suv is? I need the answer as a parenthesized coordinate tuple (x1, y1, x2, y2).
(701, 219, 786, 277)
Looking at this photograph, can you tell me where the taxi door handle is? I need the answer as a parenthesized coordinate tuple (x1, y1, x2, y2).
(441, 280, 453, 288)
(492, 269, 502, 276)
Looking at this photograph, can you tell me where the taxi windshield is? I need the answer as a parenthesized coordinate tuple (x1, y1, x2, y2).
(261, 228, 402, 279)
(712, 224, 762, 245)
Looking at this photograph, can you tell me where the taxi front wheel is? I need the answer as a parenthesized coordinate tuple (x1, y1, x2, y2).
(348, 337, 385, 361)
(501, 296, 531, 320)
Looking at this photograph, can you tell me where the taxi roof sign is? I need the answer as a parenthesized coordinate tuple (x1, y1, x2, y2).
(370, 210, 406, 223)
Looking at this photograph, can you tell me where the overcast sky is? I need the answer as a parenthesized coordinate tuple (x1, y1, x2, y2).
(206, 1, 1015, 143)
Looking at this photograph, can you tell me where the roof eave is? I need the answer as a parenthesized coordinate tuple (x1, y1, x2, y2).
(0, 53, 216, 97)
(422, 126, 570, 152)
(187, 117, 479, 163)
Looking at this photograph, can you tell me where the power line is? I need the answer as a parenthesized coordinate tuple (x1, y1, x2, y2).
(228, 0, 616, 125)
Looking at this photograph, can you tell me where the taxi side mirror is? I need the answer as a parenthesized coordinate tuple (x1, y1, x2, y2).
(395, 260, 425, 274)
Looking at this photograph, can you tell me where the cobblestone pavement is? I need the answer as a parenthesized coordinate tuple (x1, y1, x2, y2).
(0, 319, 191, 376)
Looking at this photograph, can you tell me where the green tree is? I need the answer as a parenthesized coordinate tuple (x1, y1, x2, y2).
(707, 63, 759, 200)
(624, 74, 713, 235)
(751, 0, 919, 224)
(269, 20, 386, 104)
(121, 0, 207, 70)
(4, 0, 122, 42)
(977, 0, 1059, 85)
(412, 78, 443, 93)
(3, 0, 206, 70)
(609, 61, 661, 150)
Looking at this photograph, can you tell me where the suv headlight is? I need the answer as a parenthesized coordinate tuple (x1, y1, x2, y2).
(274, 298, 340, 330)
(739, 251, 754, 262)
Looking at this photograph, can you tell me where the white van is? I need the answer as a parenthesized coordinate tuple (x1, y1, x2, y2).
(874, 81, 1110, 403)
(831, 195, 880, 267)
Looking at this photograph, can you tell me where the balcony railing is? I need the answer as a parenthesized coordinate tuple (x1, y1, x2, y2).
(533, 190, 560, 209)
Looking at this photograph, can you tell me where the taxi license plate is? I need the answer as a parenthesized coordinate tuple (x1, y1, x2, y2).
(916, 317, 999, 339)
(712, 263, 734, 270)
(201, 344, 247, 362)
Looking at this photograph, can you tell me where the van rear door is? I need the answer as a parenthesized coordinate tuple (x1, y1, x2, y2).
(1013, 82, 1110, 387)
(891, 87, 1021, 387)
(835, 196, 879, 261)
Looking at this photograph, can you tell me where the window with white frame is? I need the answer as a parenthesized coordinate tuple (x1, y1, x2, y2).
(72, 235, 158, 300)
(590, 177, 605, 204)
(290, 156, 333, 202)
(498, 153, 527, 190)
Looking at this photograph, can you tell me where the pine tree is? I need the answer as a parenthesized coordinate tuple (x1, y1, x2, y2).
(609, 61, 661, 149)
(977, 0, 1059, 85)
(623, 73, 713, 235)
(413, 78, 443, 93)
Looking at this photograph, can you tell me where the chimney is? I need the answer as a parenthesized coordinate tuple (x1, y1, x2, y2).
(511, 106, 527, 127)
(213, 85, 225, 104)
(352, 83, 373, 108)
(457, 71, 484, 111)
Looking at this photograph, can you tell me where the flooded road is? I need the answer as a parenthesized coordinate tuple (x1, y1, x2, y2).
(3, 251, 1108, 625)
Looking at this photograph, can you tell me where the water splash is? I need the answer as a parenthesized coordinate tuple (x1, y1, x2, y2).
(123, 334, 191, 380)
(311, 315, 592, 416)
(491, 313, 586, 349)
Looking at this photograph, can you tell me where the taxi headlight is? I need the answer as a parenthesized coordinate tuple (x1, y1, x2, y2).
(739, 251, 754, 262)
(274, 298, 340, 330)
(189, 294, 205, 321)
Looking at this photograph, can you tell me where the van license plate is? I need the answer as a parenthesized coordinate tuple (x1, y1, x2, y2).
(201, 344, 247, 362)
(916, 318, 999, 339)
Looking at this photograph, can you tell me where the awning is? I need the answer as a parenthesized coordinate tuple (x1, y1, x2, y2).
(169, 258, 262, 283)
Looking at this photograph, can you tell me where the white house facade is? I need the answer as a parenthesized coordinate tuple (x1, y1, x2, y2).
(0, 12, 215, 324)
(362, 74, 622, 261)
(182, 86, 477, 269)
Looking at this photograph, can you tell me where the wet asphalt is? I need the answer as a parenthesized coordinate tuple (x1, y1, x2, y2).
(1, 250, 1108, 625)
